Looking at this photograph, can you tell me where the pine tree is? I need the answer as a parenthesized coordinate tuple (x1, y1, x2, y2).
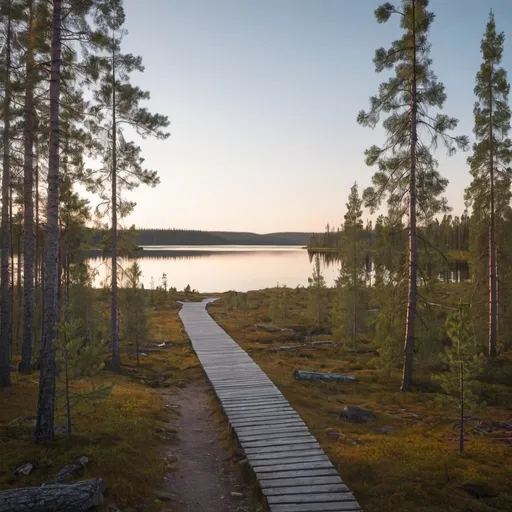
(332, 183, 369, 347)
(0, 0, 15, 387)
(434, 303, 485, 452)
(88, 0, 169, 372)
(464, 11, 512, 358)
(34, 0, 63, 442)
(121, 262, 148, 366)
(308, 255, 328, 327)
(357, 0, 468, 391)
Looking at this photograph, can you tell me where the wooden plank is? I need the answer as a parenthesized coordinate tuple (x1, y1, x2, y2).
(252, 455, 329, 466)
(257, 468, 338, 480)
(260, 476, 342, 489)
(244, 442, 321, 455)
(264, 484, 350, 496)
(253, 461, 334, 473)
(267, 493, 356, 504)
(247, 449, 327, 462)
(270, 502, 360, 511)
(238, 430, 311, 443)
(243, 436, 317, 449)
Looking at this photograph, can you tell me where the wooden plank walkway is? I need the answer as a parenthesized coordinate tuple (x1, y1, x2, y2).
(178, 299, 362, 512)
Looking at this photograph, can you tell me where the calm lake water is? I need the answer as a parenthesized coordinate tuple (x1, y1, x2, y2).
(87, 245, 341, 292)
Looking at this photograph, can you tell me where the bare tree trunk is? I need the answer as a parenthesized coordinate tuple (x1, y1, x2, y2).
(34, 0, 62, 442)
(110, 35, 120, 372)
(352, 221, 357, 349)
(459, 359, 464, 453)
(64, 224, 71, 438)
(401, 0, 418, 392)
(16, 231, 22, 345)
(488, 65, 497, 357)
(20, 0, 36, 373)
(0, 2, 13, 388)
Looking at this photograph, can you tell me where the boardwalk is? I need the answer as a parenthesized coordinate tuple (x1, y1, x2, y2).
(179, 299, 362, 512)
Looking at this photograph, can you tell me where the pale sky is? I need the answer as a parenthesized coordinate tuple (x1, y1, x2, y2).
(113, 0, 512, 233)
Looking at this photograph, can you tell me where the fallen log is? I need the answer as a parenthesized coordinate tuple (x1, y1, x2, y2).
(293, 370, 357, 382)
(270, 341, 335, 352)
(255, 324, 295, 334)
(0, 478, 105, 512)
(47, 456, 89, 484)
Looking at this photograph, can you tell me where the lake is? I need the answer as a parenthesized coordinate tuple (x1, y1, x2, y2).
(87, 245, 341, 292)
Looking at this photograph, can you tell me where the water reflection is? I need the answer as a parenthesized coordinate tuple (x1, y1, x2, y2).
(85, 246, 341, 292)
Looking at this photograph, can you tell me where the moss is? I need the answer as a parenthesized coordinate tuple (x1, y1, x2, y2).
(208, 289, 512, 512)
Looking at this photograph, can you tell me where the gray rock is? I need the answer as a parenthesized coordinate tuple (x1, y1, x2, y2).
(154, 490, 173, 501)
(14, 462, 36, 476)
(375, 426, 394, 435)
(341, 406, 376, 423)
(326, 428, 341, 440)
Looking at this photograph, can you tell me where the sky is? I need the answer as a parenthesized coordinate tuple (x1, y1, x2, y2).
(113, 0, 512, 233)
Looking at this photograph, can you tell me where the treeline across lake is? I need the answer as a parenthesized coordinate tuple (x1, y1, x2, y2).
(84, 228, 313, 247)
(309, 212, 472, 283)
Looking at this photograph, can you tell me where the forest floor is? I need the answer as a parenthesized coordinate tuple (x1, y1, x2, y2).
(1, 288, 511, 512)
(207, 287, 512, 512)
(0, 291, 255, 512)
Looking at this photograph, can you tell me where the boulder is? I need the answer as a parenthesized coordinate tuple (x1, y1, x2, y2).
(341, 406, 376, 423)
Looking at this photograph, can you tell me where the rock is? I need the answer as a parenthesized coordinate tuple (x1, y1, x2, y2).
(326, 428, 341, 440)
(463, 484, 497, 499)
(341, 406, 376, 423)
(14, 462, 36, 476)
(375, 427, 394, 435)
(154, 490, 173, 501)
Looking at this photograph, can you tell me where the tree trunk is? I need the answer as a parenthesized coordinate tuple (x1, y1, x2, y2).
(352, 221, 357, 349)
(0, 479, 105, 512)
(64, 231, 71, 438)
(459, 359, 464, 453)
(488, 64, 497, 357)
(20, 3, 36, 372)
(401, 0, 418, 392)
(0, 2, 13, 388)
(16, 230, 22, 345)
(111, 35, 121, 372)
(34, 0, 62, 442)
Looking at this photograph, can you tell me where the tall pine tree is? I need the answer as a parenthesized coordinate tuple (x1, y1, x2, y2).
(357, 0, 467, 391)
(464, 11, 511, 358)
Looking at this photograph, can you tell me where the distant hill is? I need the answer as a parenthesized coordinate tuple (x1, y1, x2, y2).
(86, 229, 314, 247)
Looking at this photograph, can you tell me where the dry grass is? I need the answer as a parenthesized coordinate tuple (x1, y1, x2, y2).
(0, 291, 203, 511)
(208, 289, 512, 512)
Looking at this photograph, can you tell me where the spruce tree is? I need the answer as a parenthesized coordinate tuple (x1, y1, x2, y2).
(357, 0, 468, 391)
(464, 11, 512, 357)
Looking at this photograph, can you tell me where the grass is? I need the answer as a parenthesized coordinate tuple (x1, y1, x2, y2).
(0, 291, 204, 511)
(2, 287, 510, 511)
(208, 288, 512, 512)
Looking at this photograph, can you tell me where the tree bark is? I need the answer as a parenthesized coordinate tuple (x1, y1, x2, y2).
(0, 478, 105, 512)
(34, 0, 62, 442)
(401, 0, 418, 392)
(20, 4, 36, 372)
(488, 63, 497, 357)
(0, 1, 13, 388)
(111, 33, 121, 372)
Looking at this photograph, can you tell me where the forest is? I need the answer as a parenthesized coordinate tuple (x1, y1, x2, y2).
(0, 1, 511, 512)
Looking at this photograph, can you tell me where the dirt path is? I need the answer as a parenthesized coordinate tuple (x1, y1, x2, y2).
(162, 380, 252, 512)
